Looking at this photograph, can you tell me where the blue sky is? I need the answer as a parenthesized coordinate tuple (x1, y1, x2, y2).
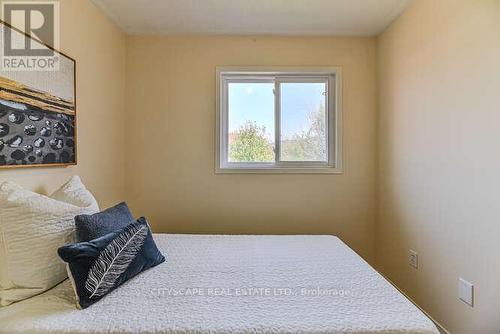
(228, 82, 325, 141)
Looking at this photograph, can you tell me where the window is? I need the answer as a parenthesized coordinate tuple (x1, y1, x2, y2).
(216, 67, 342, 173)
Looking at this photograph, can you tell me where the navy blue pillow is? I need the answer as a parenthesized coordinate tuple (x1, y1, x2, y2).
(58, 217, 165, 309)
(75, 202, 134, 242)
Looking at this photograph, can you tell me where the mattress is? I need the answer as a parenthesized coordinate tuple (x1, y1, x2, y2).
(0, 234, 439, 334)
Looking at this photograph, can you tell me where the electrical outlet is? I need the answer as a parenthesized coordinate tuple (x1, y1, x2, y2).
(409, 249, 418, 269)
(459, 278, 474, 307)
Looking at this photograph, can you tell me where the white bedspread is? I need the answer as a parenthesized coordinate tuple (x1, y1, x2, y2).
(0, 234, 439, 334)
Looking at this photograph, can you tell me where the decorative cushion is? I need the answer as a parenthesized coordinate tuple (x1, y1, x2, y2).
(58, 217, 165, 309)
(75, 202, 134, 242)
(0, 176, 99, 306)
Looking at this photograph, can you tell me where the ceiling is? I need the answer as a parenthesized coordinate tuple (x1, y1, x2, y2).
(91, 0, 412, 36)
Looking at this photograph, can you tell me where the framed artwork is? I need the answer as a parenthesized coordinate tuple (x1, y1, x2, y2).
(0, 21, 76, 168)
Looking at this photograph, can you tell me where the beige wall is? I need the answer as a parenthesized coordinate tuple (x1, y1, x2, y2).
(0, 0, 127, 207)
(125, 36, 378, 261)
(377, 0, 500, 333)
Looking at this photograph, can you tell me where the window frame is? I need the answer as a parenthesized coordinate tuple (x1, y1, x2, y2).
(216, 66, 343, 174)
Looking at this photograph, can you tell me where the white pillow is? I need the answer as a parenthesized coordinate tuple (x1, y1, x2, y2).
(0, 176, 99, 306)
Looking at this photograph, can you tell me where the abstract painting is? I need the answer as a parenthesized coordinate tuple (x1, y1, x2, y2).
(0, 21, 76, 168)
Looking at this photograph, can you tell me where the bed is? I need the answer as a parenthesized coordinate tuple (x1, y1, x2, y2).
(0, 234, 439, 334)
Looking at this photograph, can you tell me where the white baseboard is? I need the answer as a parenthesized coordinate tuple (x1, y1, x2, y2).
(378, 273, 451, 334)
(437, 324, 450, 334)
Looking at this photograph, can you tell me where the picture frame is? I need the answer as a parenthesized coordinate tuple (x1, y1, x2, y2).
(0, 20, 76, 168)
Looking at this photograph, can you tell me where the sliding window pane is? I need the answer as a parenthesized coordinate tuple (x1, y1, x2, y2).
(280, 82, 327, 162)
(227, 82, 275, 163)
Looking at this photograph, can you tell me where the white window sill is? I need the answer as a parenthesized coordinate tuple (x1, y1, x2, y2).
(215, 167, 344, 174)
